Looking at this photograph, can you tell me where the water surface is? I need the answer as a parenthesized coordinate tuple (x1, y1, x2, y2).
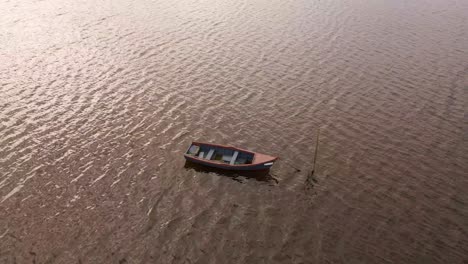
(1, 0, 467, 263)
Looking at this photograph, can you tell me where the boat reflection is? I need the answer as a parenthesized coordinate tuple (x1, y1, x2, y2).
(184, 161, 278, 184)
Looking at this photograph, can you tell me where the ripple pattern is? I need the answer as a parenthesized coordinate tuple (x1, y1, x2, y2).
(1, 0, 467, 263)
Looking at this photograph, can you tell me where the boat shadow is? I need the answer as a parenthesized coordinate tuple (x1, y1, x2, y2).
(184, 161, 278, 184)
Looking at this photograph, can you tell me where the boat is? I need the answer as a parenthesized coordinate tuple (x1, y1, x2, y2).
(184, 142, 278, 171)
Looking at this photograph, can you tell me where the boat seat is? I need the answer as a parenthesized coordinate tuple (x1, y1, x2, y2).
(205, 149, 215, 160)
(198, 151, 204, 158)
(229, 151, 239, 165)
(188, 145, 200, 155)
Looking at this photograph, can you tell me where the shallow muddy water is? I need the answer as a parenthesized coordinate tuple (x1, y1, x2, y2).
(0, 0, 467, 263)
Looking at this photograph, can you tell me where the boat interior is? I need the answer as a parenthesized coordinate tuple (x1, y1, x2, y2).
(186, 144, 254, 165)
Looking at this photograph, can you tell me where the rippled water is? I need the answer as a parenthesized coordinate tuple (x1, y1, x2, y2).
(1, 0, 467, 263)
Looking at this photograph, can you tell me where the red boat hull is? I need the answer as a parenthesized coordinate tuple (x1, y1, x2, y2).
(184, 142, 278, 171)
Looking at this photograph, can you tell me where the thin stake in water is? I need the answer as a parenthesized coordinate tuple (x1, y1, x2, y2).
(311, 128, 320, 176)
(306, 128, 320, 187)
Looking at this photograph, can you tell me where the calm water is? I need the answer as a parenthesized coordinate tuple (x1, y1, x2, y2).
(1, 0, 467, 263)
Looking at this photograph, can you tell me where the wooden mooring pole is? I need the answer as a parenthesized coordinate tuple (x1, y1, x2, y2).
(310, 128, 320, 176)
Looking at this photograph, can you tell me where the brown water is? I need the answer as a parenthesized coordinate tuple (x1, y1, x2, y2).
(1, 0, 467, 263)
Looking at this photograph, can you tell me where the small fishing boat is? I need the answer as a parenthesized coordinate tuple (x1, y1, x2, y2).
(184, 142, 278, 171)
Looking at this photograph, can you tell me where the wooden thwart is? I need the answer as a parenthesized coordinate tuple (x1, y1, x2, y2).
(230, 151, 239, 165)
